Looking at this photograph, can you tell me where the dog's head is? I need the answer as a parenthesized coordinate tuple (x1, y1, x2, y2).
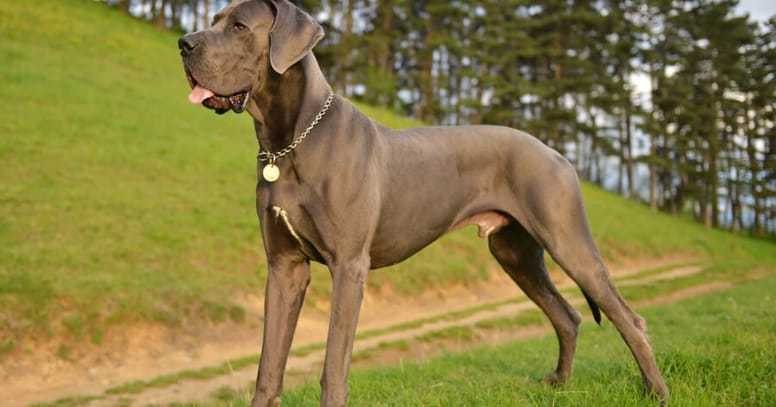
(178, 0, 323, 114)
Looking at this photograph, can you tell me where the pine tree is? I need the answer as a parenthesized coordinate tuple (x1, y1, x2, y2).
(744, 17, 776, 235)
(640, 0, 692, 214)
(473, 0, 537, 128)
(360, 0, 402, 109)
(604, 0, 642, 198)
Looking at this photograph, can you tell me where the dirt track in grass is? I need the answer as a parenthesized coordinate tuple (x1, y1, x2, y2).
(0, 256, 741, 406)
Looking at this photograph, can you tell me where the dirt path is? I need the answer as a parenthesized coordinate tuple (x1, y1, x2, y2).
(2, 256, 725, 406)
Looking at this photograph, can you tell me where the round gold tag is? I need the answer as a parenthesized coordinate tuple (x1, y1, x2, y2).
(262, 164, 280, 182)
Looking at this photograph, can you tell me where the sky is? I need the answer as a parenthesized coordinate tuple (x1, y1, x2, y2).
(737, 0, 774, 23)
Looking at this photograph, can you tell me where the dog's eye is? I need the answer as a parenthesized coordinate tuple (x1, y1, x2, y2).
(233, 22, 248, 32)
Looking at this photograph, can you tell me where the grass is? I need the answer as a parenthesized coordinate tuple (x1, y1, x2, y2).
(1, 0, 262, 342)
(104, 354, 258, 395)
(2, 0, 775, 359)
(214, 274, 776, 406)
(0, 0, 425, 348)
(475, 308, 548, 330)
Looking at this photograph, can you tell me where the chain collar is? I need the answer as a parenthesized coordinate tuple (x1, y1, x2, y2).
(258, 91, 335, 165)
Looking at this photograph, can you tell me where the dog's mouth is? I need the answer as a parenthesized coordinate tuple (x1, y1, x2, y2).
(186, 73, 250, 115)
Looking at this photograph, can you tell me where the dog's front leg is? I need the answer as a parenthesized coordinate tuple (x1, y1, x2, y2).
(320, 256, 370, 407)
(252, 257, 311, 407)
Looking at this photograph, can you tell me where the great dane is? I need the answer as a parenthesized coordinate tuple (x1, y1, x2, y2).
(178, 0, 669, 405)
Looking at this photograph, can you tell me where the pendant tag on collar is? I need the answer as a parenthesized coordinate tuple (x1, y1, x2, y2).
(263, 163, 280, 183)
(258, 92, 334, 184)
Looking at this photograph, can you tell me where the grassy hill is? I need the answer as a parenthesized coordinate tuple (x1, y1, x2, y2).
(1, 0, 774, 356)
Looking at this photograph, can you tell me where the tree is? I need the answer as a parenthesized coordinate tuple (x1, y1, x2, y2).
(743, 17, 776, 235)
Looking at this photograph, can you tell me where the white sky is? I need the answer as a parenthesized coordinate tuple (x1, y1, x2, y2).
(737, 0, 774, 22)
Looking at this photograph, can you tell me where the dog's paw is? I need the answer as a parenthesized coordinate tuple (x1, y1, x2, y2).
(543, 371, 565, 386)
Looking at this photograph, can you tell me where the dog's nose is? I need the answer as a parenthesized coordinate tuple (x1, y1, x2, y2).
(178, 34, 199, 55)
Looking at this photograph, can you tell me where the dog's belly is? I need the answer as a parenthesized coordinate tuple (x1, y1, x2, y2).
(368, 210, 510, 269)
(368, 212, 452, 268)
(367, 170, 514, 269)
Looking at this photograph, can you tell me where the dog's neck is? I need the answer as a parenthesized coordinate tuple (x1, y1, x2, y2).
(248, 54, 331, 154)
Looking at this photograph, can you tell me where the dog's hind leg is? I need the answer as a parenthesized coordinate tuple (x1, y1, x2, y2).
(546, 236, 670, 400)
(524, 163, 670, 401)
(488, 222, 582, 384)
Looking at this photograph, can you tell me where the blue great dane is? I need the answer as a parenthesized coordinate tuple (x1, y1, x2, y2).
(178, 1, 669, 405)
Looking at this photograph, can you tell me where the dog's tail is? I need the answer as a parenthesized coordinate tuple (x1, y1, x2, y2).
(582, 290, 602, 325)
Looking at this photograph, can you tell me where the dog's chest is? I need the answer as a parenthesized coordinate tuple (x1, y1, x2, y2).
(269, 205, 304, 247)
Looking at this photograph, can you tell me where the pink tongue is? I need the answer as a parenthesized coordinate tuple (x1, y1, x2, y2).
(188, 85, 215, 104)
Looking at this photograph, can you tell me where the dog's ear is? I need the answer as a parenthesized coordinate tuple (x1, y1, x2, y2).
(267, 0, 324, 74)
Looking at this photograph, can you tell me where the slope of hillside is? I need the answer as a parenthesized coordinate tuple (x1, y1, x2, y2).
(1, 0, 774, 364)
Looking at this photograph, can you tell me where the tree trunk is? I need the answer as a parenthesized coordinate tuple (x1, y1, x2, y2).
(117, 0, 131, 14)
(336, 0, 354, 95)
(202, 0, 211, 31)
(190, 0, 199, 30)
(624, 106, 634, 199)
(416, 21, 434, 123)
(153, 0, 166, 28)
(617, 110, 625, 196)
(745, 100, 763, 235)
(729, 168, 741, 234)
(709, 155, 718, 228)
(649, 135, 657, 211)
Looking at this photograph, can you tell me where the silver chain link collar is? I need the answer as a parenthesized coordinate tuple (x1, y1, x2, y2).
(258, 91, 335, 165)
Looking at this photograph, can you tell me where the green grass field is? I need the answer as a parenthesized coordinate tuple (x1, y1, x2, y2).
(1, 0, 775, 361)
(0, 0, 424, 348)
(204, 276, 776, 406)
